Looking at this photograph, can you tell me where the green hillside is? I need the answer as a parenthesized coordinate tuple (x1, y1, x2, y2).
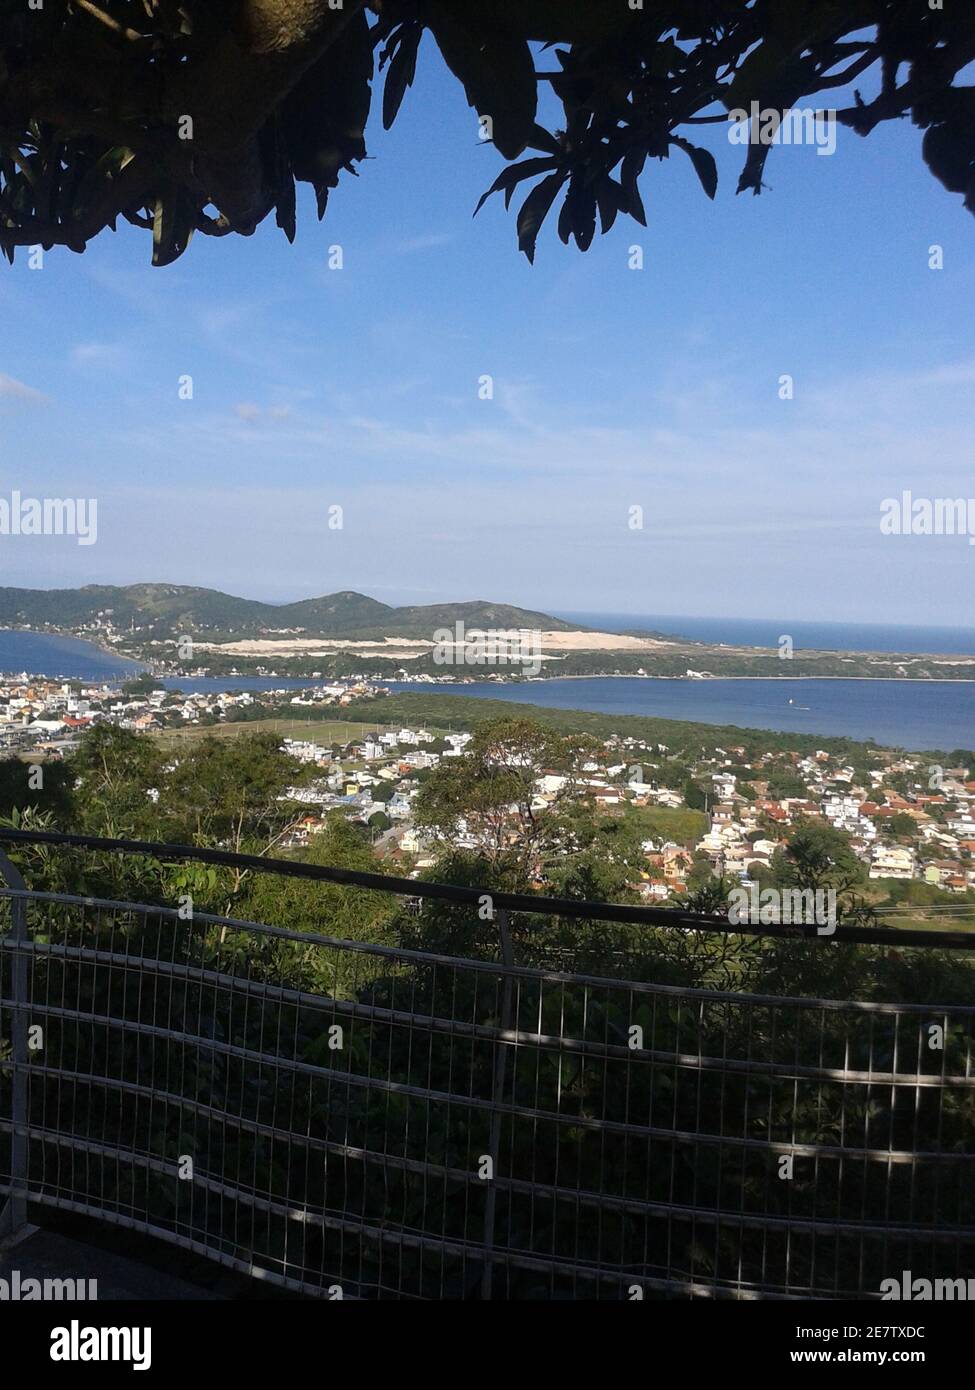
(0, 584, 582, 641)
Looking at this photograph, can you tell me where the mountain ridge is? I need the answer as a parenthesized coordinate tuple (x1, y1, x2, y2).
(0, 584, 585, 641)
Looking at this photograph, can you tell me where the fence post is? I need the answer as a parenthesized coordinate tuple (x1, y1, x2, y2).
(0, 850, 29, 1240)
(480, 906, 514, 1299)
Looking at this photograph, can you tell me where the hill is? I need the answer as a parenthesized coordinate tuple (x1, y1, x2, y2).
(0, 584, 582, 641)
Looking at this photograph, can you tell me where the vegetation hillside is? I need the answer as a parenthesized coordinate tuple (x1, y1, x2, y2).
(0, 584, 581, 641)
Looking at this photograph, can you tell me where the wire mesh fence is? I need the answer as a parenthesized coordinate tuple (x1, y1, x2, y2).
(1, 872, 974, 1300)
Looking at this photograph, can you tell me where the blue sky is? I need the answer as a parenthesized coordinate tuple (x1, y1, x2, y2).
(1, 39, 974, 626)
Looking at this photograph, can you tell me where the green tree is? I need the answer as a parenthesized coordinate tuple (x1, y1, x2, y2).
(0, 756, 75, 822)
(686, 850, 717, 892)
(766, 772, 808, 800)
(885, 812, 918, 838)
(413, 717, 603, 877)
(681, 778, 707, 811)
(240, 815, 395, 995)
(772, 818, 866, 896)
(745, 860, 775, 891)
(153, 732, 306, 852)
(674, 870, 736, 917)
(69, 724, 165, 838)
(121, 673, 163, 696)
(542, 808, 647, 903)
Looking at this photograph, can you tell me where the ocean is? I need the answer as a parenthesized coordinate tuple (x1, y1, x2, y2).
(555, 613, 975, 655)
(0, 629, 971, 751)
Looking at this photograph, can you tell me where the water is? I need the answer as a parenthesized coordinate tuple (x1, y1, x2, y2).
(386, 678, 975, 752)
(1, 630, 971, 750)
(0, 633, 324, 692)
(0, 630, 144, 680)
(556, 613, 975, 656)
(159, 676, 330, 694)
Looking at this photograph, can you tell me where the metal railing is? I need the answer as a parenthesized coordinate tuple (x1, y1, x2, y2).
(1, 829, 974, 1299)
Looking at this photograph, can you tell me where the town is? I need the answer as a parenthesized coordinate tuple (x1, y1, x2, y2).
(2, 673, 973, 908)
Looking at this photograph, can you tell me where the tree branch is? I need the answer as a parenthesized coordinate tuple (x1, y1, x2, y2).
(74, 0, 149, 45)
(811, 47, 880, 92)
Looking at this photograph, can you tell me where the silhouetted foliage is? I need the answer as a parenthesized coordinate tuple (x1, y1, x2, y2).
(2, 1, 973, 265)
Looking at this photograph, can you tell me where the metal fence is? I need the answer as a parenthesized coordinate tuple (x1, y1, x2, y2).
(1, 833, 974, 1299)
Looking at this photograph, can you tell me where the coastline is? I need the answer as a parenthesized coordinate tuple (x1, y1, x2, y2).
(0, 626, 145, 678)
(7, 622, 972, 685)
(390, 672, 975, 685)
(2, 628, 969, 749)
(3, 628, 974, 720)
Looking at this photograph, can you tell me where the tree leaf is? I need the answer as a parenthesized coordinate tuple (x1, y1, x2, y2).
(525, 123, 561, 154)
(676, 140, 718, 199)
(516, 170, 566, 262)
(425, 2, 537, 160)
(473, 156, 558, 216)
(566, 175, 596, 250)
(383, 24, 422, 131)
(922, 123, 975, 198)
(620, 148, 648, 225)
(275, 172, 296, 244)
(283, 8, 372, 206)
(152, 189, 195, 267)
(595, 176, 621, 234)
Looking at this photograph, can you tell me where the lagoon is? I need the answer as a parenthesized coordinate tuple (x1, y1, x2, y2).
(385, 677, 975, 751)
(0, 630, 970, 751)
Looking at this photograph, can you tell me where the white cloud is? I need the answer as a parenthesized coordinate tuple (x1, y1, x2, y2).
(71, 342, 125, 368)
(394, 232, 455, 255)
(0, 372, 47, 403)
(54, 352, 975, 625)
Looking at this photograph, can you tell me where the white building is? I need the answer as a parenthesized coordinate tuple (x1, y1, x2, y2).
(869, 845, 916, 880)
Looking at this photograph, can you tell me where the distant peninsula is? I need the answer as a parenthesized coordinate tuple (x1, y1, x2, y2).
(1, 583, 974, 683)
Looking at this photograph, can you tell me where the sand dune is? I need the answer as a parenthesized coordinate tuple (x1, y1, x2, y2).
(192, 629, 673, 658)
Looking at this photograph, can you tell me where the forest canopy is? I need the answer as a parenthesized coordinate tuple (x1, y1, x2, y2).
(1, 0, 973, 265)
